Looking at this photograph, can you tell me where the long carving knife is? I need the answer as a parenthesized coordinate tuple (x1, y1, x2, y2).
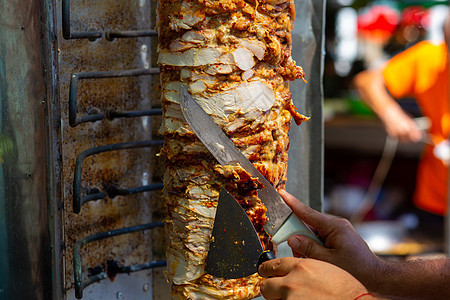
(179, 86, 322, 245)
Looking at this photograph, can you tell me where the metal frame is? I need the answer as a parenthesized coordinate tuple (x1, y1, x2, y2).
(62, 0, 157, 40)
(68, 68, 160, 127)
(72, 140, 164, 213)
(73, 222, 166, 299)
(286, 0, 325, 212)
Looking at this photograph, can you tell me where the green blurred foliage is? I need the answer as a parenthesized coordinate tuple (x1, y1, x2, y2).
(350, 0, 447, 9)
(0, 134, 14, 163)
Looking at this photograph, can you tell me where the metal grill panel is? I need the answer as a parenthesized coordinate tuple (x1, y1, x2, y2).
(55, 0, 167, 298)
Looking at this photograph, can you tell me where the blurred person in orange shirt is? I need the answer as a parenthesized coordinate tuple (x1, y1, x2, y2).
(354, 9, 450, 222)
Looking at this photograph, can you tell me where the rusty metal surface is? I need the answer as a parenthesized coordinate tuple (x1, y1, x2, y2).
(0, 0, 50, 299)
(53, 0, 165, 297)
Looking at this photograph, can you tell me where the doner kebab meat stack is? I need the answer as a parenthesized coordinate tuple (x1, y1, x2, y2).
(157, 0, 309, 298)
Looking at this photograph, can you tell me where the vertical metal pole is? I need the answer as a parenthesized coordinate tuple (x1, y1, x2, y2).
(42, 0, 65, 298)
(0, 0, 51, 298)
(286, 0, 325, 212)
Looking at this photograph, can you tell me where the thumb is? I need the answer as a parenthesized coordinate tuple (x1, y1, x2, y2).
(279, 190, 332, 235)
(287, 235, 328, 260)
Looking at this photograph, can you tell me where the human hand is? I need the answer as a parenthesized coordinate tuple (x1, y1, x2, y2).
(380, 104, 423, 143)
(353, 69, 423, 143)
(433, 140, 450, 166)
(259, 257, 371, 300)
(279, 190, 386, 292)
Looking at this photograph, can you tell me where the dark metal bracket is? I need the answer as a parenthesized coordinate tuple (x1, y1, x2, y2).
(62, 0, 102, 40)
(73, 140, 164, 214)
(62, 0, 158, 40)
(105, 30, 158, 41)
(69, 68, 160, 127)
(73, 222, 166, 299)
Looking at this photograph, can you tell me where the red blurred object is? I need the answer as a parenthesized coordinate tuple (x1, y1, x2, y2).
(400, 6, 429, 28)
(358, 5, 400, 43)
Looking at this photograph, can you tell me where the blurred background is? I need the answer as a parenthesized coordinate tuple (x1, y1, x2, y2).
(323, 0, 449, 257)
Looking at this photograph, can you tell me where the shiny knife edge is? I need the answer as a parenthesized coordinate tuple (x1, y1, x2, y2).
(179, 86, 297, 236)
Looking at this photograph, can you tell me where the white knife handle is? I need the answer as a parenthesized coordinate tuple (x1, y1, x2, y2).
(271, 213, 323, 246)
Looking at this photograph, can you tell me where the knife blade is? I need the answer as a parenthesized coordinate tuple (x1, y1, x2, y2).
(205, 187, 274, 279)
(179, 86, 322, 245)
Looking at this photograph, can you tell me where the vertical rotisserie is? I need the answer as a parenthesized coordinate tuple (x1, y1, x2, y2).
(157, 0, 308, 298)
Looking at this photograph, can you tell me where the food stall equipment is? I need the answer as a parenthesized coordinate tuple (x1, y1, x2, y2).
(0, 0, 324, 298)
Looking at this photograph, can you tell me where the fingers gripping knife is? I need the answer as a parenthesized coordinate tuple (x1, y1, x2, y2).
(179, 87, 323, 278)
